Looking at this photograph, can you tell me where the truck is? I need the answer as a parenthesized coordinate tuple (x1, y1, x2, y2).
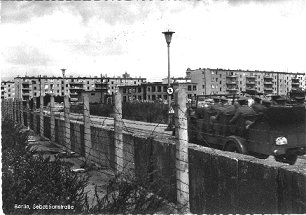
(187, 94, 306, 165)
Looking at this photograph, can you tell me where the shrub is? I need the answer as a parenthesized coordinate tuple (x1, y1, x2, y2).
(88, 171, 172, 214)
(2, 118, 88, 214)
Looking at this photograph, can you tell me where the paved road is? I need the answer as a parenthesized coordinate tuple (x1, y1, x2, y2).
(51, 111, 174, 139)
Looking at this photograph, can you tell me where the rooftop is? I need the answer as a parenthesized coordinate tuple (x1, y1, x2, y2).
(186, 68, 305, 76)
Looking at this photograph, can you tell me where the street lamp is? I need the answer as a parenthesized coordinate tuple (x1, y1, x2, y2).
(162, 30, 175, 131)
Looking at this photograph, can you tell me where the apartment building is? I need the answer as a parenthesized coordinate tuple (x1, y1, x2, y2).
(186, 68, 306, 95)
(119, 81, 198, 103)
(1, 81, 15, 99)
(14, 73, 146, 101)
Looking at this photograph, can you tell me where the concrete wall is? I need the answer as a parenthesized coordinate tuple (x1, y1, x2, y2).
(70, 121, 85, 156)
(43, 116, 51, 139)
(90, 126, 115, 169)
(55, 118, 65, 146)
(31, 113, 305, 214)
(188, 144, 306, 213)
(30, 112, 34, 130)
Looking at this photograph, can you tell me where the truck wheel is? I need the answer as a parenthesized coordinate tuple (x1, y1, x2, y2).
(224, 141, 242, 153)
(275, 154, 298, 165)
(224, 136, 247, 154)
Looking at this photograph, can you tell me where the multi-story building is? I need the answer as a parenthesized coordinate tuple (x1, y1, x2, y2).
(1, 81, 15, 99)
(186, 68, 306, 95)
(119, 81, 198, 103)
(14, 73, 146, 101)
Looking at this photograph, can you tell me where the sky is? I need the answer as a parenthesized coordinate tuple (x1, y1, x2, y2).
(1, 0, 306, 82)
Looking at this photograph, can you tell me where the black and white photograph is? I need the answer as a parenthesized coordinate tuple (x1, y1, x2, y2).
(1, 0, 306, 214)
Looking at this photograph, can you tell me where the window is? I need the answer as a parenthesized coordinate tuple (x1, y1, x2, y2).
(57, 90, 59, 93)
(147, 87, 151, 92)
(158, 86, 161, 92)
(163, 86, 167, 92)
(138, 96, 142, 100)
(123, 88, 126, 93)
(111, 81, 114, 84)
(202, 85, 205, 89)
(87, 81, 90, 84)
(87, 87, 90, 90)
(123, 96, 127, 102)
(188, 85, 192, 91)
(134, 81, 136, 84)
(152, 95, 156, 100)
(138, 87, 141, 93)
(91, 93, 95, 96)
(152, 86, 156, 92)
(192, 85, 197, 91)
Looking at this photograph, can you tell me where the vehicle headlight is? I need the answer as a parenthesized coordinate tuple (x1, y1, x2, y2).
(275, 137, 288, 145)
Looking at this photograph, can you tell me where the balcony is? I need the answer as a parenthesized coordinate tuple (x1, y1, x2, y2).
(291, 82, 300, 86)
(95, 83, 108, 90)
(264, 81, 273, 85)
(70, 81, 84, 84)
(264, 89, 273, 93)
(263, 86, 273, 90)
(22, 83, 30, 88)
(246, 81, 256, 85)
(226, 81, 238, 85)
(69, 92, 78, 96)
(246, 75, 256, 79)
(246, 86, 256, 91)
(70, 86, 83, 89)
(226, 87, 238, 92)
(226, 75, 238, 78)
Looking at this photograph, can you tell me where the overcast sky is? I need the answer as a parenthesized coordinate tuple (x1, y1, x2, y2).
(1, 0, 306, 81)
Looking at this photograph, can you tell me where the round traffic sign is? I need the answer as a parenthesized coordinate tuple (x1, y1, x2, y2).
(167, 87, 174, 95)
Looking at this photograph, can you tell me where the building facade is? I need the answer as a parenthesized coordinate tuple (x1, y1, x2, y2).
(119, 81, 198, 103)
(13, 73, 146, 101)
(1, 81, 15, 99)
(77, 90, 108, 104)
(186, 68, 306, 95)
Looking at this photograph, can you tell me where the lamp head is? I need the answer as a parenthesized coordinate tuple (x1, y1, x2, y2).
(162, 30, 175, 45)
(61, 69, 66, 78)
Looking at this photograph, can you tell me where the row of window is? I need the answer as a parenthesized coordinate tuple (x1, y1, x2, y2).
(123, 94, 175, 102)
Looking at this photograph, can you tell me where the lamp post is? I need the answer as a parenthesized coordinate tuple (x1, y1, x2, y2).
(162, 30, 175, 130)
